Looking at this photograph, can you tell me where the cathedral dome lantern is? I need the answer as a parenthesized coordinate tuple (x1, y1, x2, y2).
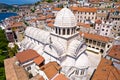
(54, 7, 77, 35)
(54, 7, 77, 28)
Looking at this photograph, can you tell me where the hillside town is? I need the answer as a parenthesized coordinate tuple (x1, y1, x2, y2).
(0, 0, 120, 80)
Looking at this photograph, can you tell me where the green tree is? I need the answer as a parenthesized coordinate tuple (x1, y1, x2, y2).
(7, 44, 18, 57)
(46, 0, 53, 3)
(0, 28, 8, 80)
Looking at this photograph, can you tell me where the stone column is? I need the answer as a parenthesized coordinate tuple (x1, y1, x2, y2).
(70, 28, 72, 35)
(60, 28, 63, 35)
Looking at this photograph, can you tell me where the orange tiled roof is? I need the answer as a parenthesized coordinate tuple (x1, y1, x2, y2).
(34, 56, 44, 65)
(53, 7, 62, 11)
(95, 19, 102, 24)
(47, 22, 54, 28)
(46, 15, 54, 19)
(11, 22, 24, 28)
(46, 19, 54, 23)
(54, 74, 68, 80)
(79, 32, 113, 42)
(29, 19, 37, 23)
(40, 62, 61, 79)
(16, 49, 39, 64)
(77, 22, 90, 28)
(108, 45, 120, 60)
(71, 7, 97, 12)
(91, 58, 120, 80)
(43, 65, 58, 79)
(40, 62, 61, 71)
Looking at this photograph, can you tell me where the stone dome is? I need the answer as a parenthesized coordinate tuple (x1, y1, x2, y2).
(75, 53, 90, 68)
(54, 7, 77, 28)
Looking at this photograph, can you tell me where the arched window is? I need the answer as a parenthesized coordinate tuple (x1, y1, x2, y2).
(100, 49, 104, 53)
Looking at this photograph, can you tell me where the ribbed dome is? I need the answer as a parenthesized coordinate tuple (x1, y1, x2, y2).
(75, 53, 90, 68)
(54, 7, 77, 28)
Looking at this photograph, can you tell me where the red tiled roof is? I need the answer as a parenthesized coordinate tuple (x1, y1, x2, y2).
(92, 58, 120, 80)
(47, 22, 54, 28)
(53, 8, 62, 11)
(46, 19, 54, 23)
(54, 74, 68, 80)
(71, 7, 97, 12)
(79, 32, 113, 42)
(16, 49, 39, 64)
(108, 45, 120, 60)
(77, 22, 90, 28)
(43, 65, 58, 79)
(46, 15, 54, 19)
(40, 62, 61, 79)
(11, 22, 24, 28)
(95, 19, 102, 24)
(34, 56, 44, 65)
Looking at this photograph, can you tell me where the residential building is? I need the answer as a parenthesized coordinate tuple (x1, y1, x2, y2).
(91, 58, 120, 80)
(106, 45, 120, 70)
(71, 7, 97, 23)
(16, 49, 44, 76)
(95, 20, 114, 38)
(110, 9, 120, 37)
(80, 32, 113, 56)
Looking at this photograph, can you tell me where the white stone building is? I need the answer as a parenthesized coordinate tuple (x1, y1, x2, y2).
(71, 7, 97, 24)
(95, 20, 115, 38)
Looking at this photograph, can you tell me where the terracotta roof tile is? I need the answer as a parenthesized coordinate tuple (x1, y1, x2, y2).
(46, 19, 54, 23)
(40, 62, 61, 79)
(95, 19, 102, 24)
(40, 62, 61, 71)
(54, 74, 68, 80)
(30, 75, 44, 80)
(43, 65, 58, 79)
(11, 22, 24, 28)
(92, 58, 120, 80)
(47, 22, 54, 28)
(79, 32, 113, 42)
(77, 22, 90, 28)
(53, 8, 62, 11)
(108, 45, 120, 60)
(46, 15, 54, 19)
(16, 49, 39, 64)
(71, 7, 97, 12)
(34, 56, 44, 65)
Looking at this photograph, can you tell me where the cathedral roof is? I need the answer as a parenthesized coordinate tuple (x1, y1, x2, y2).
(25, 27, 50, 44)
(54, 7, 77, 28)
